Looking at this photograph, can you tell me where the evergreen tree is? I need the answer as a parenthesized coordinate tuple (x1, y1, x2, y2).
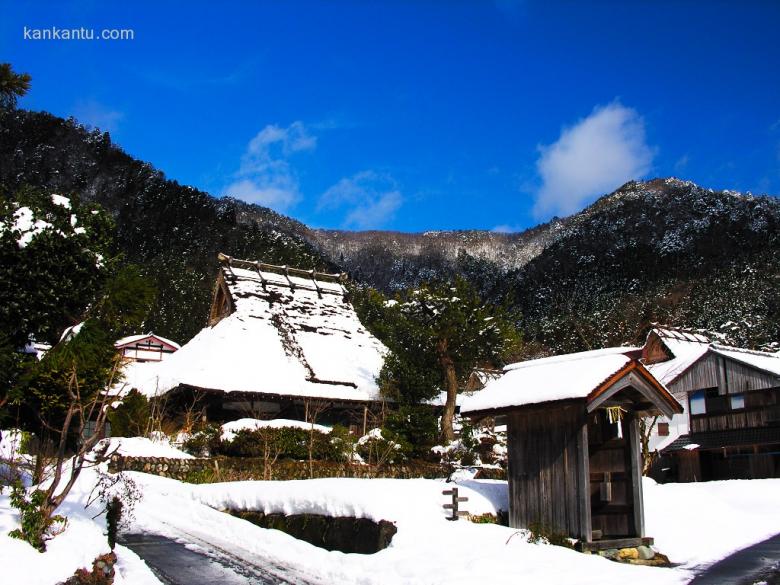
(0, 63, 31, 109)
(0, 184, 155, 550)
(375, 278, 520, 441)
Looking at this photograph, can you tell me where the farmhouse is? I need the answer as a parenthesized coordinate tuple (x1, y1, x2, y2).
(124, 254, 388, 430)
(115, 333, 180, 362)
(642, 326, 780, 481)
(461, 348, 682, 551)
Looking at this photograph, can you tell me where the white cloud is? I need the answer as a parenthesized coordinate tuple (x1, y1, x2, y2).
(533, 102, 655, 219)
(72, 99, 124, 134)
(319, 171, 403, 229)
(221, 178, 301, 210)
(223, 121, 315, 212)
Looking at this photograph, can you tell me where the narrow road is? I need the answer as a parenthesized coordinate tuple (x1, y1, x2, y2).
(120, 532, 321, 585)
(689, 533, 780, 585)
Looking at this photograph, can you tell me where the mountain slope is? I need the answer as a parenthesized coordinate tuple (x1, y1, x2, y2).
(501, 178, 780, 352)
(0, 108, 333, 343)
(2, 107, 778, 353)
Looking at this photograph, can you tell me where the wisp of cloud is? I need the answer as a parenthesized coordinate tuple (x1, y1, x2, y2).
(533, 102, 654, 219)
(319, 170, 403, 230)
(223, 121, 316, 211)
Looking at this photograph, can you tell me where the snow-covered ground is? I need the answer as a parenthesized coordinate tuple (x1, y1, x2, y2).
(220, 418, 331, 442)
(122, 474, 780, 585)
(100, 436, 194, 459)
(1, 431, 779, 585)
(0, 437, 178, 585)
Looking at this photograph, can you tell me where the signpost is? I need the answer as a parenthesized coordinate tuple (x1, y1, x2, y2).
(442, 487, 469, 521)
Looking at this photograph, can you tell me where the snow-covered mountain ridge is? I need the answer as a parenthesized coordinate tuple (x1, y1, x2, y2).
(2, 107, 778, 352)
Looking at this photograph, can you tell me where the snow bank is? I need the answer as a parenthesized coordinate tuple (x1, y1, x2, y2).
(191, 477, 507, 523)
(4, 451, 778, 584)
(123, 472, 780, 585)
(645, 477, 780, 568)
(221, 418, 331, 442)
(0, 464, 162, 585)
(125, 474, 684, 585)
(113, 544, 164, 585)
(98, 437, 194, 459)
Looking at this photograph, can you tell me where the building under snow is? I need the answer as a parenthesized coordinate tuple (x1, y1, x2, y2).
(642, 326, 780, 481)
(115, 333, 180, 362)
(126, 255, 387, 430)
(461, 348, 682, 551)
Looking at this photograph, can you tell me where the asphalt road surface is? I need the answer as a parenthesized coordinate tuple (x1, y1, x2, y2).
(688, 533, 780, 585)
(120, 532, 319, 585)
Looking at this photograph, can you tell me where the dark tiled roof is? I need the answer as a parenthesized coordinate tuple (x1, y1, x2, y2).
(662, 427, 780, 453)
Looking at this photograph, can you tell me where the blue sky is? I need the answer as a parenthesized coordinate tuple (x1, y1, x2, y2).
(2, 1, 779, 232)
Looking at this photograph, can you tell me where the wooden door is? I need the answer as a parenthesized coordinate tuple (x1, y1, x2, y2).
(587, 410, 635, 539)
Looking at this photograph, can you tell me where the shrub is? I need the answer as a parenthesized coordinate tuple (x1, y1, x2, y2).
(384, 405, 439, 459)
(107, 390, 150, 437)
(526, 521, 573, 548)
(182, 424, 222, 456)
(329, 424, 358, 462)
(8, 481, 67, 551)
(221, 427, 336, 460)
(183, 468, 219, 484)
(104, 497, 122, 550)
(357, 428, 411, 466)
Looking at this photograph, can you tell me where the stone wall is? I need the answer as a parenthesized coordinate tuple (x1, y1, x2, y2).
(229, 511, 397, 554)
(108, 455, 506, 482)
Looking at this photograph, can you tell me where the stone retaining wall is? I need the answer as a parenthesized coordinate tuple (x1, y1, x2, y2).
(108, 455, 506, 482)
(229, 511, 397, 554)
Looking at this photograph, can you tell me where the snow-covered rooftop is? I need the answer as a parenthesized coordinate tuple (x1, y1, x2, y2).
(115, 333, 181, 350)
(126, 258, 387, 403)
(711, 345, 780, 377)
(644, 326, 780, 384)
(461, 348, 635, 414)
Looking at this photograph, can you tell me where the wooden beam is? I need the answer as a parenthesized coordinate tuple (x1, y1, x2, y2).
(576, 420, 591, 542)
(576, 537, 654, 552)
(628, 416, 645, 537)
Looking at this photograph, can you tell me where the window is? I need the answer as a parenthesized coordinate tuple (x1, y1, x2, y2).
(730, 393, 745, 410)
(704, 388, 729, 414)
(689, 390, 706, 415)
(657, 422, 669, 436)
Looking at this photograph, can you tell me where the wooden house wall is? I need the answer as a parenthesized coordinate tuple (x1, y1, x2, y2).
(670, 353, 780, 398)
(507, 402, 589, 540)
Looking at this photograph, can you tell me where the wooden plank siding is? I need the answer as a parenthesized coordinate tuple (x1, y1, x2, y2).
(507, 402, 590, 540)
(671, 353, 780, 397)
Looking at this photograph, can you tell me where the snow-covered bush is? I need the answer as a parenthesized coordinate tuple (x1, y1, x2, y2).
(182, 424, 223, 457)
(356, 428, 409, 466)
(431, 423, 507, 467)
(328, 424, 358, 463)
(221, 427, 336, 460)
(106, 390, 151, 437)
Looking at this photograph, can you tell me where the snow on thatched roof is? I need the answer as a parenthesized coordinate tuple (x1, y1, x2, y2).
(128, 256, 387, 403)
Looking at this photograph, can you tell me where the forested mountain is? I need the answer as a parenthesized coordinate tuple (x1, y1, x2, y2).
(2, 107, 779, 353)
(0, 108, 332, 343)
(498, 178, 780, 353)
